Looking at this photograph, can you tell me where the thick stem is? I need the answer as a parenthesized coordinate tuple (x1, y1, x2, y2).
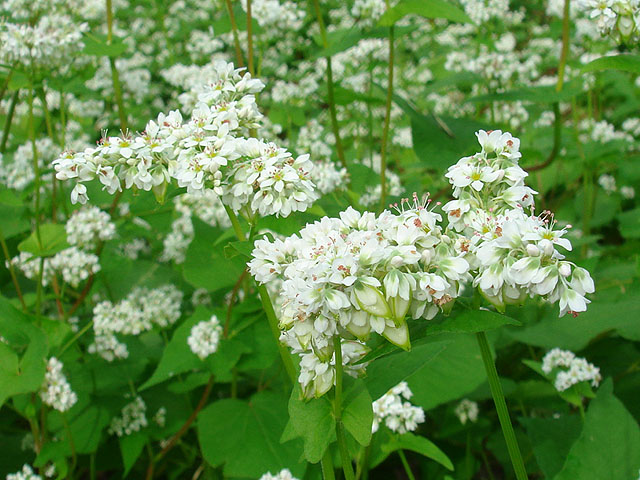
(321, 449, 336, 480)
(224, 0, 244, 67)
(333, 336, 355, 480)
(379, 1, 394, 211)
(311, 0, 347, 169)
(0, 89, 18, 153)
(246, 0, 254, 75)
(106, 0, 128, 131)
(476, 331, 528, 480)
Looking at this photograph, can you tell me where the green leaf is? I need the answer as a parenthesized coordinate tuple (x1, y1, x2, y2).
(467, 84, 578, 104)
(408, 334, 486, 410)
(82, 34, 128, 57)
(198, 391, 306, 478)
(521, 415, 582, 479)
(0, 297, 48, 408)
(120, 432, 147, 476)
(342, 379, 373, 447)
(379, 0, 472, 26)
(426, 309, 521, 335)
(618, 207, 640, 239)
(364, 338, 449, 400)
(223, 240, 254, 260)
(141, 307, 219, 390)
(553, 379, 640, 480)
(183, 219, 245, 292)
(376, 432, 454, 470)
(18, 223, 70, 258)
(581, 54, 640, 74)
(287, 384, 335, 463)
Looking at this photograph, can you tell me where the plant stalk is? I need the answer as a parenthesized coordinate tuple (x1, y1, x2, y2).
(106, 0, 128, 131)
(0, 89, 18, 153)
(476, 331, 528, 480)
(379, 0, 394, 211)
(311, 0, 347, 169)
(333, 336, 355, 480)
(224, 0, 244, 67)
(246, 0, 254, 75)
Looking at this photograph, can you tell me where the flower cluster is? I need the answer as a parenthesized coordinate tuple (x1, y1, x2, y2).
(54, 61, 322, 219)
(89, 285, 183, 361)
(40, 357, 77, 413)
(454, 399, 479, 425)
(65, 206, 116, 248)
(187, 315, 223, 359)
(541, 348, 601, 392)
(576, 0, 640, 42)
(371, 382, 425, 434)
(6, 465, 42, 480)
(250, 201, 468, 396)
(108, 396, 148, 437)
(259, 469, 300, 480)
(443, 130, 595, 316)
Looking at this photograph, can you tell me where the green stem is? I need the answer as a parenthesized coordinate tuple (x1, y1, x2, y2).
(224, 0, 244, 67)
(106, 0, 128, 131)
(62, 413, 77, 474)
(556, 0, 570, 93)
(0, 89, 18, 153)
(578, 402, 585, 422)
(398, 450, 415, 480)
(355, 444, 371, 480)
(246, 0, 254, 75)
(311, 0, 347, 169)
(224, 205, 297, 382)
(59, 320, 94, 355)
(379, 0, 394, 212)
(476, 331, 528, 480)
(321, 449, 336, 480)
(333, 336, 355, 480)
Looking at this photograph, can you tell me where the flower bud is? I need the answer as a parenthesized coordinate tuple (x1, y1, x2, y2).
(539, 239, 554, 257)
(353, 281, 391, 318)
(559, 263, 571, 277)
(526, 244, 540, 257)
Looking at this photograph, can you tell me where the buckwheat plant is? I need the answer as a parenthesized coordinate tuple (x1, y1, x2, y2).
(249, 199, 469, 398)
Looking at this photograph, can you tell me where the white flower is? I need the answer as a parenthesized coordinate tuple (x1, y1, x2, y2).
(109, 396, 148, 437)
(6, 464, 42, 480)
(541, 348, 601, 392)
(40, 357, 77, 412)
(259, 469, 300, 480)
(188, 315, 223, 359)
(455, 399, 479, 425)
(372, 382, 426, 434)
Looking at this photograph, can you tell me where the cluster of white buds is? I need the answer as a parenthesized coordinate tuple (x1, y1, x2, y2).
(541, 348, 601, 392)
(152, 407, 167, 428)
(89, 285, 182, 361)
(108, 396, 148, 437)
(351, 0, 387, 26)
(576, 0, 640, 43)
(454, 399, 479, 425)
(372, 382, 426, 434)
(249, 199, 468, 397)
(444, 130, 595, 316)
(241, 0, 305, 32)
(40, 357, 77, 413)
(187, 315, 223, 359)
(6, 464, 42, 480)
(259, 469, 300, 480)
(65, 206, 116, 249)
(53, 62, 321, 220)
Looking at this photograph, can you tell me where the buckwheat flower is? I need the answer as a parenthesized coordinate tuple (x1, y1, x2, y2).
(109, 396, 148, 437)
(0, 138, 58, 191)
(88, 333, 129, 362)
(372, 382, 425, 434)
(541, 348, 601, 392)
(187, 315, 223, 360)
(191, 288, 212, 307)
(40, 357, 77, 412)
(351, 0, 387, 26)
(6, 464, 42, 480)
(153, 407, 167, 428)
(65, 206, 116, 248)
(620, 185, 636, 199)
(259, 469, 300, 480)
(454, 399, 479, 425)
(250, 196, 468, 397)
(598, 174, 617, 194)
(49, 247, 101, 288)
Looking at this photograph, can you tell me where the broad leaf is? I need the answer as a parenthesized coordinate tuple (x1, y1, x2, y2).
(372, 432, 453, 471)
(379, 0, 472, 26)
(581, 54, 640, 74)
(426, 309, 520, 335)
(198, 391, 306, 478)
(342, 379, 373, 447)
(18, 223, 70, 258)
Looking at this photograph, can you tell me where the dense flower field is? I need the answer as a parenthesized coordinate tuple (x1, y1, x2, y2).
(1, 0, 639, 479)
